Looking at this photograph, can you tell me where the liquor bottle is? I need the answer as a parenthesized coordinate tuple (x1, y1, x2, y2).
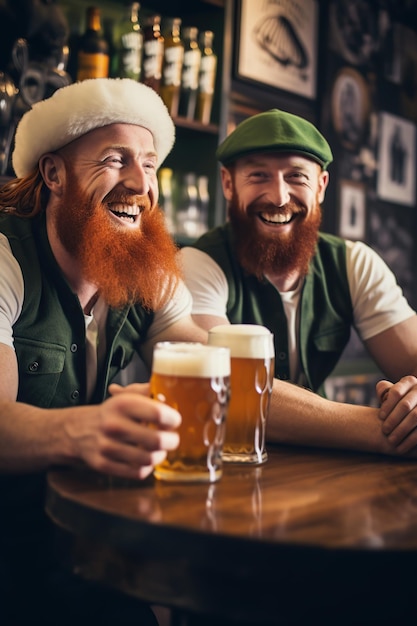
(178, 27, 201, 120)
(76, 6, 110, 81)
(196, 31, 217, 125)
(160, 17, 184, 118)
(158, 167, 176, 233)
(112, 2, 143, 81)
(142, 14, 164, 93)
(176, 172, 202, 238)
(197, 174, 210, 233)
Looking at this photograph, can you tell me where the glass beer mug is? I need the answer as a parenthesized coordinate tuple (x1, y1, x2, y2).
(150, 341, 230, 482)
(208, 324, 274, 464)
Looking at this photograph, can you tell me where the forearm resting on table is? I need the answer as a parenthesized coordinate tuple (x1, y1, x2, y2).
(266, 379, 417, 458)
(0, 401, 81, 473)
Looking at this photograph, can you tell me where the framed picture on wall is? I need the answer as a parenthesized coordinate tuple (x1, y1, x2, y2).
(235, 0, 319, 99)
(338, 180, 366, 240)
(330, 68, 371, 151)
(376, 112, 416, 206)
(328, 0, 380, 67)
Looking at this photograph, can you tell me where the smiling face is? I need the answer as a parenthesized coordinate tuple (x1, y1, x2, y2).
(46, 123, 181, 309)
(59, 122, 160, 220)
(222, 152, 329, 284)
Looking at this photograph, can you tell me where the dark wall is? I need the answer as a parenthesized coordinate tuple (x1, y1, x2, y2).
(319, 0, 417, 313)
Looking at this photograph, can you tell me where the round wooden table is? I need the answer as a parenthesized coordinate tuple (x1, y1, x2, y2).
(46, 445, 417, 625)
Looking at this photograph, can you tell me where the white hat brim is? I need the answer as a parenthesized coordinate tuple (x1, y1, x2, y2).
(12, 78, 176, 177)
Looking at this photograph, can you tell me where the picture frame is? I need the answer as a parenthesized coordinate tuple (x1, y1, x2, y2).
(376, 112, 416, 207)
(330, 68, 371, 151)
(328, 0, 380, 67)
(235, 0, 319, 100)
(338, 180, 366, 241)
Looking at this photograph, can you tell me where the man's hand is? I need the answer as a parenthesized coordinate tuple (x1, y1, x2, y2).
(64, 383, 181, 480)
(376, 376, 417, 453)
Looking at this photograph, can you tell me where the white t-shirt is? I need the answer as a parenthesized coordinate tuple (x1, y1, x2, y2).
(0, 233, 193, 395)
(179, 240, 416, 382)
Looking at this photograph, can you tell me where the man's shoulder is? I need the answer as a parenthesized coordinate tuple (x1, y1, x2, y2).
(309, 232, 350, 280)
(317, 231, 346, 249)
(315, 232, 349, 267)
(192, 223, 230, 252)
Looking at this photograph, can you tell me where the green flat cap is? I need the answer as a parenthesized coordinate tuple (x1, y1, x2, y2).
(216, 109, 333, 170)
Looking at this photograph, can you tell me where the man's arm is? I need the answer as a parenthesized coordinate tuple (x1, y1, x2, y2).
(363, 316, 417, 453)
(140, 315, 209, 366)
(266, 378, 413, 456)
(0, 343, 18, 401)
(365, 316, 417, 380)
(0, 343, 181, 477)
(190, 312, 416, 458)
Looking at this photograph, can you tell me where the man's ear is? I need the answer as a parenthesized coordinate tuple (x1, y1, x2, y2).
(220, 165, 234, 202)
(318, 169, 329, 204)
(38, 153, 66, 195)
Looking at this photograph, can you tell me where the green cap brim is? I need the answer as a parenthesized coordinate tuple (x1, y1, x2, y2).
(216, 109, 333, 170)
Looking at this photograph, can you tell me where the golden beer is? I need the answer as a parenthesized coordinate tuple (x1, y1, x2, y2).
(208, 325, 274, 464)
(150, 342, 230, 482)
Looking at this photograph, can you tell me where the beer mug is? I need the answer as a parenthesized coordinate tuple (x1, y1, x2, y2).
(208, 324, 274, 464)
(150, 342, 231, 482)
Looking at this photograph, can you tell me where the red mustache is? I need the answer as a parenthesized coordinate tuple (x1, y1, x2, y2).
(103, 190, 152, 211)
(248, 199, 306, 217)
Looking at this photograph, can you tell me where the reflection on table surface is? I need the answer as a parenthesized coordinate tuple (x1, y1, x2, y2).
(47, 444, 417, 550)
(46, 445, 417, 625)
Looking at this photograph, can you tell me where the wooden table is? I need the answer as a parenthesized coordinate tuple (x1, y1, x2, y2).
(46, 445, 417, 625)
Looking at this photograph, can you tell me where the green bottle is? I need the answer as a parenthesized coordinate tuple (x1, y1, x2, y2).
(112, 2, 143, 80)
(178, 27, 201, 119)
(196, 31, 217, 124)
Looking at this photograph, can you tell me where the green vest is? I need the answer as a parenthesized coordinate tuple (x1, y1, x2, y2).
(0, 213, 154, 551)
(193, 223, 353, 395)
(0, 213, 153, 408)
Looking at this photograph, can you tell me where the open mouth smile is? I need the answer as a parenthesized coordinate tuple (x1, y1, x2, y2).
(258, 211, 298, 225)
(108, 204, 141, 224)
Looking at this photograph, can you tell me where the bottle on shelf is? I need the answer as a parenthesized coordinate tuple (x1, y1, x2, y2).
(142, 13, 165, 94)
(76, 6, 110, 81)
(158, 167, 176, 234)
(196, 30, 217, 125)
(197, 174, 210, 232)
(176, 172, 207, 239)
(160, 17, 184, 118)
(112, 1, 143, 81)
(178, 26, 201, 120)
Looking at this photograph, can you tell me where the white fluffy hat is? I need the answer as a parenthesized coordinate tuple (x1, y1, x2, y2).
(12, 78, 176, 177)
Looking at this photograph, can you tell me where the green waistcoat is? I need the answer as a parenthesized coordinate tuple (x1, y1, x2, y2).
(193, 223, 353, 396)
(0, 212, 153, 408)
(0, 212, 153, 551)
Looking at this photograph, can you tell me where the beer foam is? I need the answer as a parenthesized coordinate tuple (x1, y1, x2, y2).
(208, 324, 274, 359)
(152, 342, 230, 377)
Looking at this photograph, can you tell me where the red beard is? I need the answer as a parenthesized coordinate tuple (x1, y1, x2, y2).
(54, 168, 181, 309)
(228, 190, 322, 280)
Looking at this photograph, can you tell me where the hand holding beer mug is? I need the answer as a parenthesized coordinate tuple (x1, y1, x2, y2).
(150, 342, 231, 482)
(208, 325, 274, 465)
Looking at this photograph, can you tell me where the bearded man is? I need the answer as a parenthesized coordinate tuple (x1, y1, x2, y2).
(180, 109, 417, 460)
(0, 78, 207, 626)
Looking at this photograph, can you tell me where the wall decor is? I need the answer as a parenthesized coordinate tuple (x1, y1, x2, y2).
(382, 22, 403, 85)
(330, 67, 371, 151)
(338, 180, 366, 241)
(376, 112, 416, 207)
(400, 26, 417, 123)
(328, 0, 379, 67)
(368, 205, 415, 308)
(235, 0, 318, 100)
